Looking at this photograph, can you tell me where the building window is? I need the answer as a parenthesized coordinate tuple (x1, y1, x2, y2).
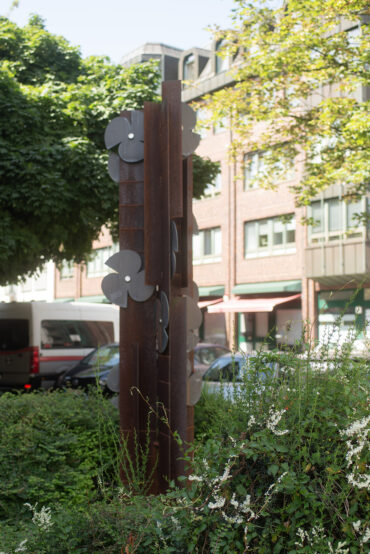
(244, 149, 294, 190)
(193, 227, 222, 264)
(196, 108, 209, 139)
(244, 215, 296, 258)
(309, 197, 367, 243)
(87, 243, 119, 277)
(213, 116, 228, 135)
(215, 40, 229, 74)
(183, 53, 196, 81)
(244, 152, 265, 189)
(203, 169, 222, 197)
(60, 260, 74, 280)
(346, 25, 361, 48)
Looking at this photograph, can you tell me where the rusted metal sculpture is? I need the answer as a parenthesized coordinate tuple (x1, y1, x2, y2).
(102, 81, 201, 493)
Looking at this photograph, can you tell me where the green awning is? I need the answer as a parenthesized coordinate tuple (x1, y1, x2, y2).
(54, 297, 74, 303)
(232, 280, 301, 295)
(75, 295, 110, 303)
(198, 285, 225, 297)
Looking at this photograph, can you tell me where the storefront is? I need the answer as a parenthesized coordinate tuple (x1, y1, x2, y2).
(317, 287, 370, 353)
(197, 285, 226, 345)
(208, 279, 302, 352)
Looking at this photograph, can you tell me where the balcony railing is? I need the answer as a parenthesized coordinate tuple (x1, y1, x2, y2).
(305, 237, 370, 282)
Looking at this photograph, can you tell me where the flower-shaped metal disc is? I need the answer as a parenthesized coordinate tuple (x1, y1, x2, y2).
(110, 395, 119, 409)
(187, 373, 202, 406)
(106, 364, 120, 393)
(104, 111, 144, 163)
(106, 365, 119, 409)
(101, 250, 154, 308)
(107, 152, 120, 183)
(155, 291, 170, 353)
(182, 103, 200, 157)
(187, 359, 192, 378)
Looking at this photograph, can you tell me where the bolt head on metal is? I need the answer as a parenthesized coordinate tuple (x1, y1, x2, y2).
(128, 132, 134, 140)
(124, 275, 131, 282)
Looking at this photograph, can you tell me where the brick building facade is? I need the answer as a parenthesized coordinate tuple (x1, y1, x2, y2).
(3, 40, 368, 353)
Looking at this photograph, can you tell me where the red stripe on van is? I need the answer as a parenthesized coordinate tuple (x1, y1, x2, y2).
(40, 356, 84, 363)
(0, 347, 35, 355)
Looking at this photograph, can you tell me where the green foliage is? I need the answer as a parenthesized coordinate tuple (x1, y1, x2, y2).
(204, 0, 370, 206)
(1, 336, 368, 552)
(0, 16, 219, 286)
(0, 16, 160, 285)
(193, 154, 220, 199)
(0, 389, 119, 522)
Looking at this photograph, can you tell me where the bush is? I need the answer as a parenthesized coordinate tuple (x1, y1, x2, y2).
(188, 346, 370, 552)
(0, 340, 369, 553)
(0, 388, 119, 523)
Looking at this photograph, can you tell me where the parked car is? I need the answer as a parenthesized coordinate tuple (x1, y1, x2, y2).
(0, 302, 119, 390)
(194, 343, 230, 376)
(202, 352, 279, 400)
(58, 341, 231, 391)
(57, 343, 119, 390)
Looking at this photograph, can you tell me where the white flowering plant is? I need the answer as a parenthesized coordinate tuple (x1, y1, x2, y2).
(1, 327, 368, 552)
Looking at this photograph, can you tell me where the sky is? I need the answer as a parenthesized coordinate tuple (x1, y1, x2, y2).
(1, 0, 237, 63)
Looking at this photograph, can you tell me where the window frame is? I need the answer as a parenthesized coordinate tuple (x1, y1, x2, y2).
(244, 215, 296, 259)
(86, 243, 119, 278)
(308, 197, 367, 244)
(183, 53, 196, 81)
(243, 148, 295, 190)
(193, 226, 222, 265)
(215, 39, 230, 75)
(59, 260, 74, 280)
(213, 116, 228, 135)
(243, 152, 260, 189)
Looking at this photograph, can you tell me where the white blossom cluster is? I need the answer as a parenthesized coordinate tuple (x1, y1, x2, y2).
(266, 406, 289, 436)
(352, 520, 370, 546)
(24, 502, 53, 532)
(295, 526, 349, 553)
(327, 540, 350, 553)
(0, 539, 28, 554)
(188, 439, 289, 535)
(247, 415, 256, 428)
(264, 471, 288, 498)
(222, 493, 255, 525)
(340, 415, 370, 491)
(362, 528, 370, 544)
(189, 454, 255, 525)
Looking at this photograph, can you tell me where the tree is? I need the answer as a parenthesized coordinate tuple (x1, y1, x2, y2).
(204, 0, 369, 210)
(0, 16, 219, 285)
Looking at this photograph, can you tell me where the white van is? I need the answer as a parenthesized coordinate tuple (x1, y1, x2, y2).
(0, 302, 119, 390)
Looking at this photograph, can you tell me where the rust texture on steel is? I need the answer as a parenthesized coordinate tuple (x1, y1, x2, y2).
(102, 83, 200, 493)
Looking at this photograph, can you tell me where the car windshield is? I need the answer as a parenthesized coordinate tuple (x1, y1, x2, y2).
(244, 357, 277, 382)
(86, 344, 119, 369)
(195, 346, 228, 365)
(204, 355, 277, 383)
(203, 356, 242, 382)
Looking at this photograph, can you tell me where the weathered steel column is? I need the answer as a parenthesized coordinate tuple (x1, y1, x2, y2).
(102, 82, 201, 493)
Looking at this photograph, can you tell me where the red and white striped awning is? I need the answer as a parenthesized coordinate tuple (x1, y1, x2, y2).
(198, 298, 223, 309)
(207, 294, 301, 313)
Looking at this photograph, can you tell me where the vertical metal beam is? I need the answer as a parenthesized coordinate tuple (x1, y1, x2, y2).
(117, 111, 158, 492)
(162, 81, 183, 219)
